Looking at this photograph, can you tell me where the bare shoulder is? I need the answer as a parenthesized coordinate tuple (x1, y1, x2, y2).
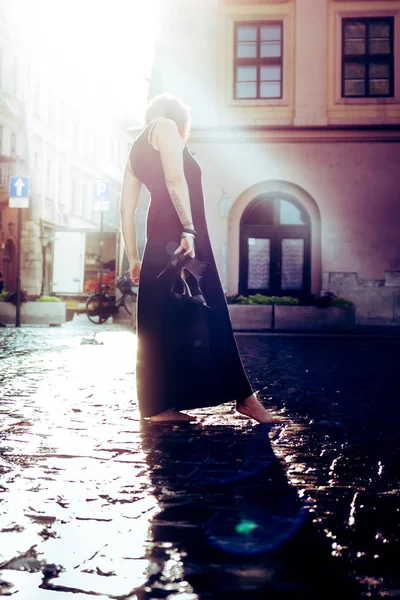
(152, 118, 184, 151)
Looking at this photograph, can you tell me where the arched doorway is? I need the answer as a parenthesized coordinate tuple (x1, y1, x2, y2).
(239, 193, 311, 300)
(3, 239, 17, 292)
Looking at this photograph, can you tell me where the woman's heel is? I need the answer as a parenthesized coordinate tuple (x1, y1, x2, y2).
(181, 276, 210, 308)
(157, 254, 210, 308)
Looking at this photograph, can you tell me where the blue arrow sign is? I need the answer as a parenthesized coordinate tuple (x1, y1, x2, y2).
(10, 176, 30, 198)
(93, 181, 109, 201)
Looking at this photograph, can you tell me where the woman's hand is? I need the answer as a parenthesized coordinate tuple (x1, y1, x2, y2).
(174, 235, 195, 258)
(129, 259, 141, 285)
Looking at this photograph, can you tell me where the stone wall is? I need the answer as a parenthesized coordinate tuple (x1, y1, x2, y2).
(322, 272, 400, 325)
(187, 138, 400, 327)
(21, 221, 42, 296)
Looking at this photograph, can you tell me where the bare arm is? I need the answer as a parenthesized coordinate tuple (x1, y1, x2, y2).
(120, 156, 142, 283)
(152, 118, 195, 256)
(153, 118, 192, 227)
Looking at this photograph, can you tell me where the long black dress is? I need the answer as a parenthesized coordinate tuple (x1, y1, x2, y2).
(130, 123, 253, 418)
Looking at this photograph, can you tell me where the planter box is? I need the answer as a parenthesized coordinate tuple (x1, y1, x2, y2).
(0, 302, 66, 326)
(227, 304, 356, 332)
(228, 305, 272, 331)
(274, 306, 356, 332)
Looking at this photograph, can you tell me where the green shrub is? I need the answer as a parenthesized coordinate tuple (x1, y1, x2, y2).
(247, 294, 273, 305)
(331, 297, 354, 309)
(237, 295, 253, 305)
(227, 294, 300, 306)
(226, 294, 352, 308)
(36, 296, 62, 302)
(270, 296, 300, 306)
(225, 294, 246, 304)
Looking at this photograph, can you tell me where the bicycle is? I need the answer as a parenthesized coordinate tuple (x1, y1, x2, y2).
(85, 272, 137, 324)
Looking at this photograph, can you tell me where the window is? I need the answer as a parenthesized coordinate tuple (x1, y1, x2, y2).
(92, 136, 97, 164)
(46, 159, 55, 199)
(83, 183, 91, 219)
(342, 17, 394, 98)
(34, 86, 41, 116)
(112, 138, 121, 166)
(58, 168, 63, 205)
(234, 21, 283, 99)
(10, 56, 17, 95)
(48, 89, 53, 124)
(239, 195, 311, 299)
(83, 131, 89, 158)
(71, 179, 78, 214)
(72, 123, 78, 150)
(10, 132, 16, 156)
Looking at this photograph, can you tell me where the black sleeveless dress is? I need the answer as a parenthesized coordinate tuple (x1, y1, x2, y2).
(130, 123, 253, 418)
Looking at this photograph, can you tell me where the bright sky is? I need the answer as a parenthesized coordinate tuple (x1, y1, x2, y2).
(18, 0, 161, 122)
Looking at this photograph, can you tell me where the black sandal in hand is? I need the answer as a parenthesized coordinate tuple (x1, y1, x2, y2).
(157, 254, 210, 308)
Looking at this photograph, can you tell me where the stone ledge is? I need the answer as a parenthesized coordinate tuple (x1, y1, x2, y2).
(385, 271, 400, 287)
(229, 305, 273, 331)
(274, 306, 356, 332)
(228, 305, 356, 332)
(0, 302, 66, 325)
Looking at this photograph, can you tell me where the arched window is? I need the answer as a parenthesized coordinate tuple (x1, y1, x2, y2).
(3, 239, 16, 292)
(239, 193, 311, 299)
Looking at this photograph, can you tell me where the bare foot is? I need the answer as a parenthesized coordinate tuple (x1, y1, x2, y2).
(150, 409, 196, 423)
(236, 394, 282, 424)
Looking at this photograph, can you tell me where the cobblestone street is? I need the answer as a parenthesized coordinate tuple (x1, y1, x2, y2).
(0, 317, 399, 599)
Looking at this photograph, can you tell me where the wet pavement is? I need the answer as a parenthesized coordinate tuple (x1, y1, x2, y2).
(0, 317, 399, 599)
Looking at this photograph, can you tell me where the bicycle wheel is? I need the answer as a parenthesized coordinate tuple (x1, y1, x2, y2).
(86, 294, 110, 324)
(122, 292, 137, 316)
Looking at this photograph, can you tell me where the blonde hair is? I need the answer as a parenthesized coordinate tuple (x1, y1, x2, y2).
(144, 93, 191, 141)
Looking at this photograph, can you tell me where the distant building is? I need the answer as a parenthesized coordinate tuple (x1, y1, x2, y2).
(0, 1, 28, 293)
(0, 2, 135, 297)
(149, 0, 400, 325)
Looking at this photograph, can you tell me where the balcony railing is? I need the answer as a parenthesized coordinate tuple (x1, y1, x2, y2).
(0, 156, 27, 190)
(0, 160, 14, 188)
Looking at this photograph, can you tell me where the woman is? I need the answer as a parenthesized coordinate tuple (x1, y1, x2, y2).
(120, 93, 280, 424)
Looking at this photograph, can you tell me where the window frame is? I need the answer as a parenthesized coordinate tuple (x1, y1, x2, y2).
(332, 8, 400, 109)
(239, 194, 311, 300)
(10, 132, 16, 157)
(341, 16, 394, 99)
(233, 20, 284, 101)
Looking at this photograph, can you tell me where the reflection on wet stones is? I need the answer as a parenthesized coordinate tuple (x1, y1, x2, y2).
(139, 422, 359, 597)
(0, 320, 399, 597)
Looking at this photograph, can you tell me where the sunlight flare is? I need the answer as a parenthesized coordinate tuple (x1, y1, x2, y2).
(18, 0, 160, 121)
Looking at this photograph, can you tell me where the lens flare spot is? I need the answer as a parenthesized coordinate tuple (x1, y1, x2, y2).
(235, 519, 259, 536)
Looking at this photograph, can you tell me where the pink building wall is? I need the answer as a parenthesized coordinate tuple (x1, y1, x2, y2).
(149, 0, 400, 324)
(189, 137, 400, 323)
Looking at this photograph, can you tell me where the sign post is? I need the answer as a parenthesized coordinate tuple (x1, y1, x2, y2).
(9, 176, 30, 327)
(93, 181, 110, 293)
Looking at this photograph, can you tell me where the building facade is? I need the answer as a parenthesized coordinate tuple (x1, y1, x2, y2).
(150, 0, 400, 325)
(0, 0, 28, 293)
(0, 1, 133, 298)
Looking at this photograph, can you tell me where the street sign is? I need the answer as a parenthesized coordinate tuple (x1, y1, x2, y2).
(93, 200, 110, 212)
(93, 180, 110, 212)
(9, 176, 30, 208)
